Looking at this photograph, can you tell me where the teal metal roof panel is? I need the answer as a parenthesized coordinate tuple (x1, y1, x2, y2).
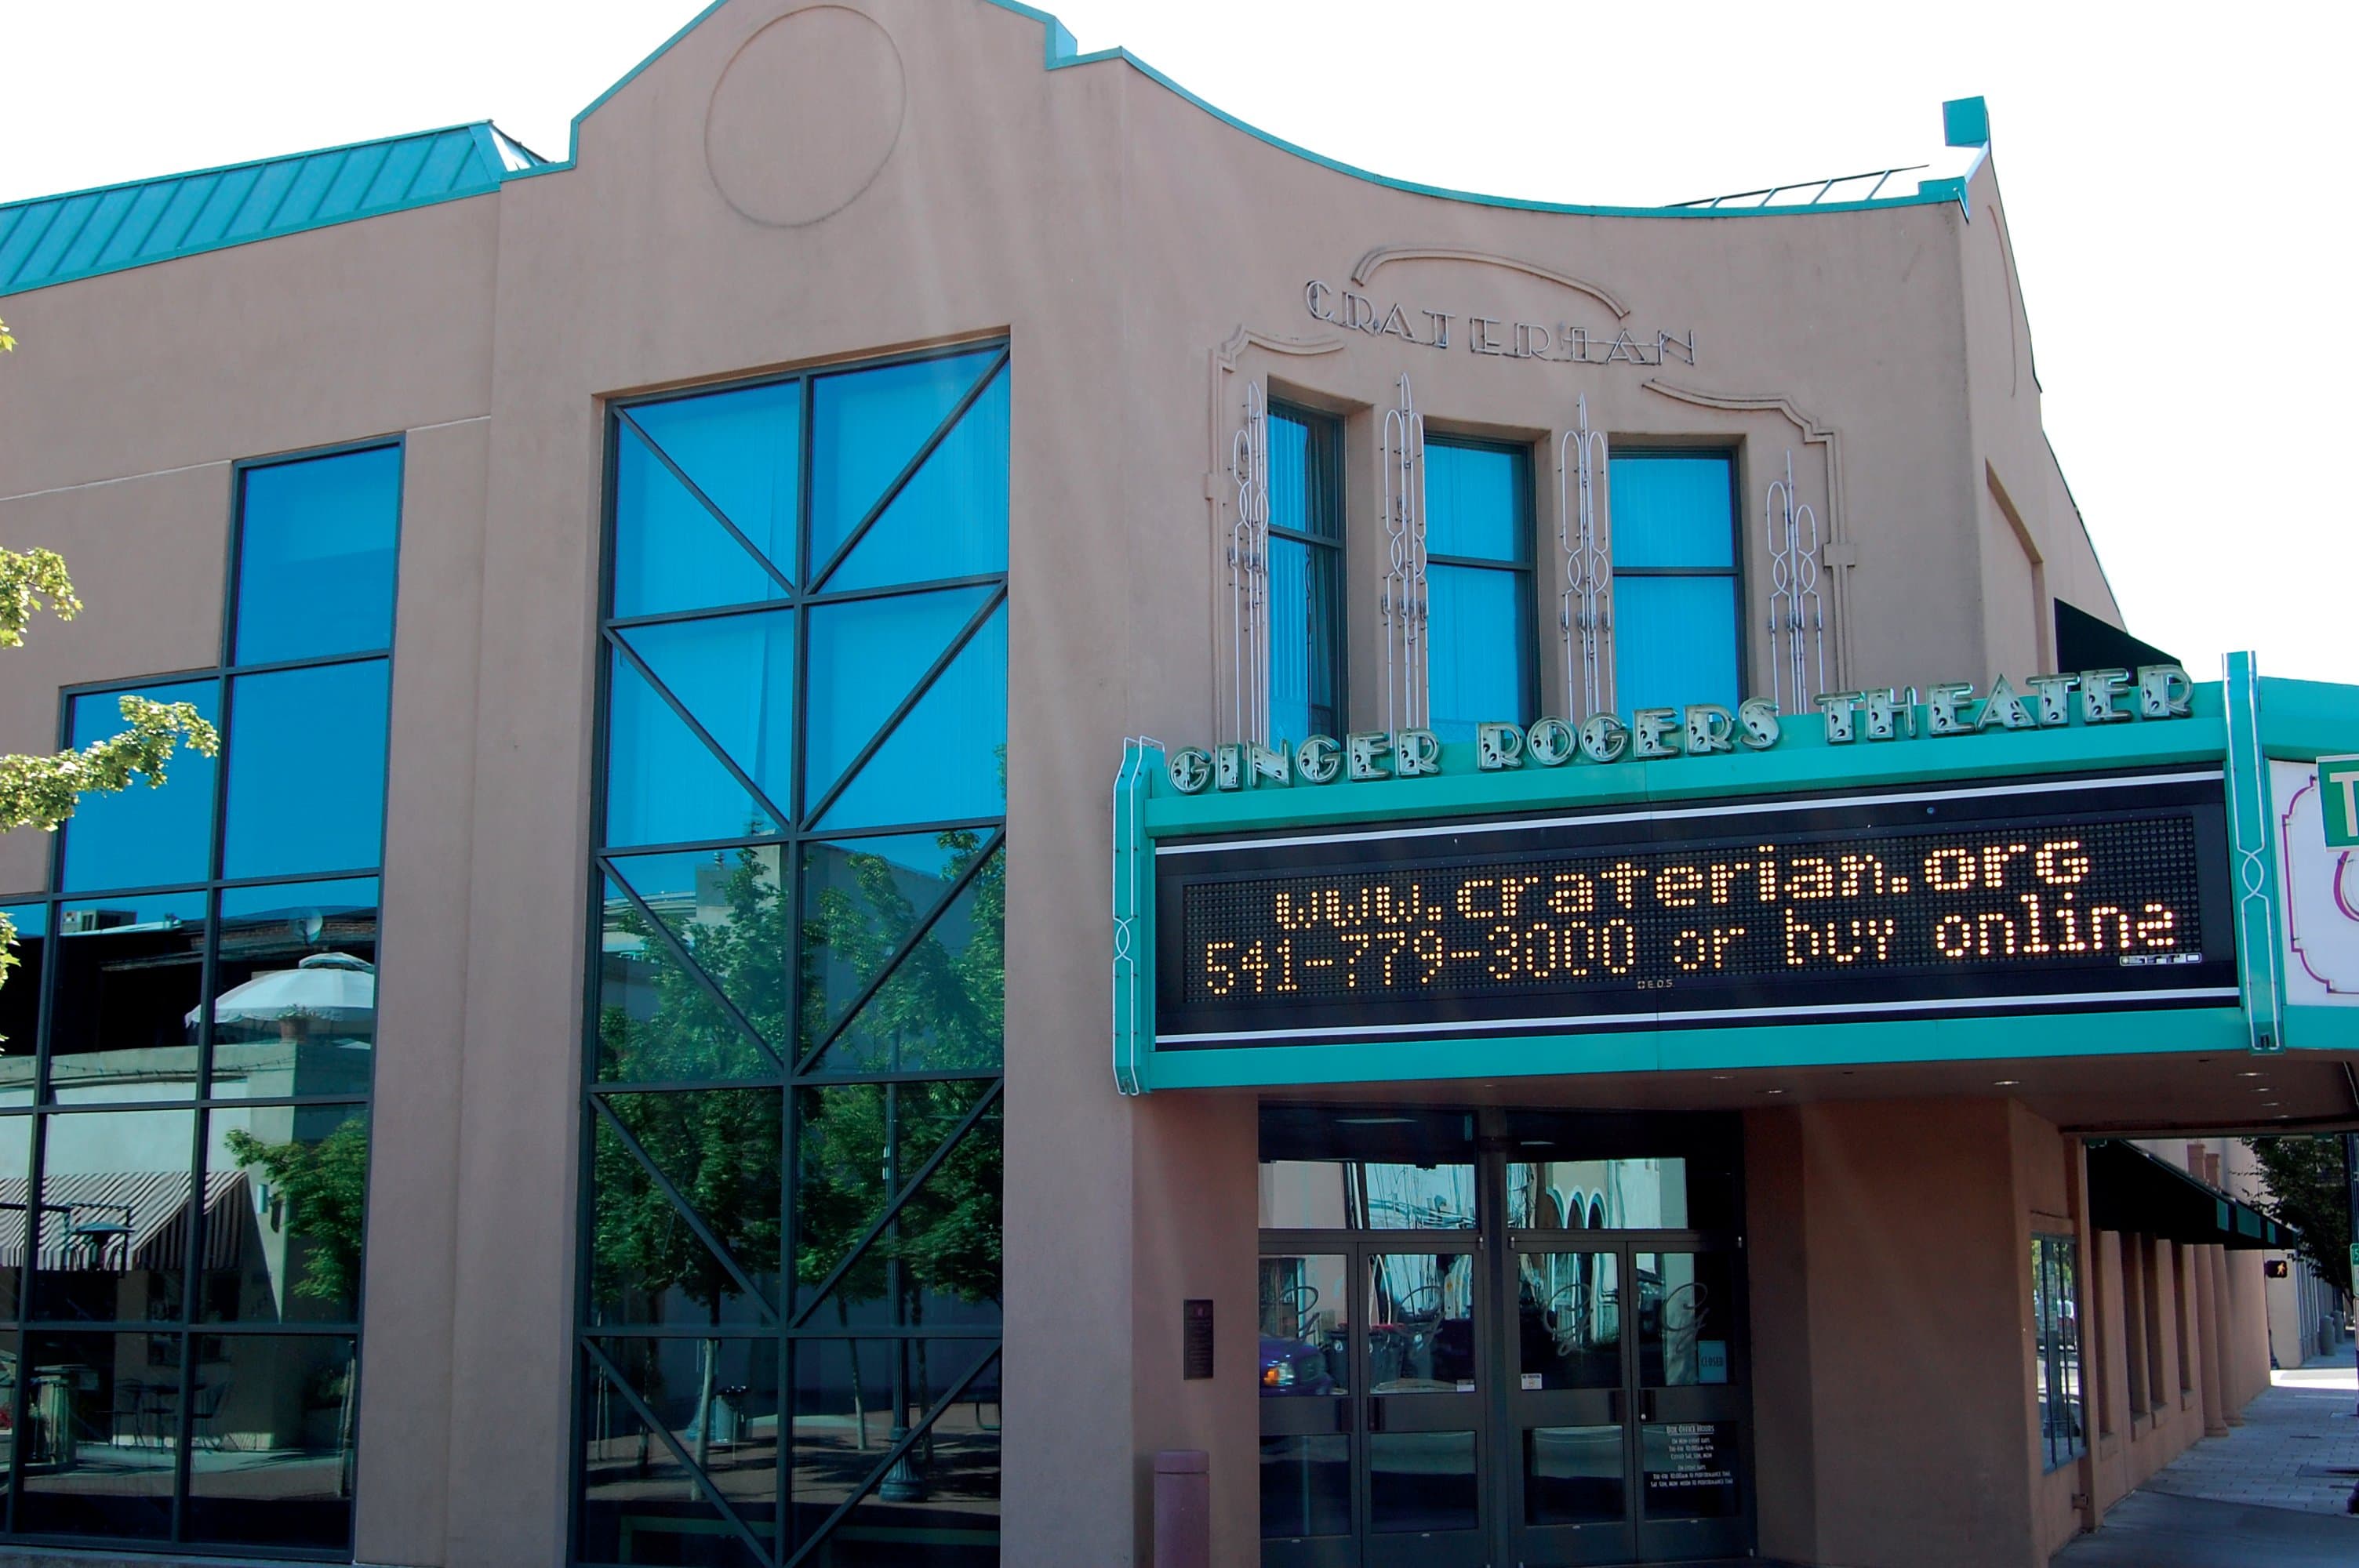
(0, 122, 537, 297)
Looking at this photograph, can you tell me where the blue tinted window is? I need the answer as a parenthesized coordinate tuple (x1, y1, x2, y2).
(1269, 405, 1344, 746)
(827, 364, 1009, 592)
(1609, 452, 1740, 711)
(1, 902, 45, 1105)
(588, 350, 1010, 1567)
(819, 601, 1007, 830)
(809, 350, 1001, 574)
(605, 848, 786, 1056)
(604, 650, 777, 847)
(804, 585, 994, 809)
(1426, 440, 1528, 562)
(1429, 564, 1532, 742)
(1610, 453, 1734, 568)
(221, 661, 389, 879)
(61, 678, 220, 892)
(1614, 576, 1740, 712)
(616, 609, 795, 811)
(48, 889, 209, 1101)
(611, 424, 786, 619)
(1270, 407, 1342, 542)
(627, 381, 801, 580)
(234, 445, 401, 664)
(1270, 535, 1342, 745)
(1423, 437, 1532, 739)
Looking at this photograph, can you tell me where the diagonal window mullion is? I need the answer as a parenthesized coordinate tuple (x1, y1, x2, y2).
(801, 585, 1005, 827)
(580, 1338, 776, 1562)
(779, 1345, 1000, 1568)
(787, 1077, 1003, 1328)
(794, 826, 1005, 1073)
(592, 1094, 782, 1326)
(599, 855, 784, 1070)
(606, 629, 794, 834)
(616, 406, 796, 596)
(809, 347, 1009, 592)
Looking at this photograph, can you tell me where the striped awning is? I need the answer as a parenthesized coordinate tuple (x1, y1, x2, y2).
(0, 1170, 248, 1272)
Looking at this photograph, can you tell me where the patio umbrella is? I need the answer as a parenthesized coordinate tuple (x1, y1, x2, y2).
(184, 952, 376, 1031)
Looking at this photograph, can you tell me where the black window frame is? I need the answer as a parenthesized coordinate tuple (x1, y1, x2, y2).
(1266, 399, 1347, 742)
(576, 338, 1011, 1568)
(1607, 446, 1746, 712)
(2032, 1231, 2086, 1473)
(0, 433, 400, 1557)
(1422, 431, 1539, 729)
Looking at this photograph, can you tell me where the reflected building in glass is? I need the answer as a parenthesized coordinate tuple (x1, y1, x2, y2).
(0, 443, 388, 1552)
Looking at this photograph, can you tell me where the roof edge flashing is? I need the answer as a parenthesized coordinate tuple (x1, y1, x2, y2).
(0, 121, 520, 298)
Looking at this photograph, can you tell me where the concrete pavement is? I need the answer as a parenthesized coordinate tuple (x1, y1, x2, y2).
(2053, 1341, 2359, 1566)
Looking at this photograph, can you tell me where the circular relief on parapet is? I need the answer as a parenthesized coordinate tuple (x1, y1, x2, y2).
(704, 5, 907, 227)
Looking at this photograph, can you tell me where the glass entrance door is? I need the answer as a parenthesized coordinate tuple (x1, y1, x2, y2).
(1500, 1156, 1750, 1565)
(1257, 1110, 1753, 1568)
(1258, 1243, 1488, 1568)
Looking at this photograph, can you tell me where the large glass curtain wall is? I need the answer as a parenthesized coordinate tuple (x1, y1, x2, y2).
(580, 343, 1009, 1567)
(1608, 452, 1742, 712)
(0, 441, 397, 1554)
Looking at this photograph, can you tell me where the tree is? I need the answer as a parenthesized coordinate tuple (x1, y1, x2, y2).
(224, 1117, 373, 1306)
(2244, 1135, 2354, 1298)
(1, 323, 221, 1020)
(585, 827, 1004, 1492)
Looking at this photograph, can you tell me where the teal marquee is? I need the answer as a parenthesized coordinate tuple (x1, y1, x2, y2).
(1110, 659, 2359, 1094)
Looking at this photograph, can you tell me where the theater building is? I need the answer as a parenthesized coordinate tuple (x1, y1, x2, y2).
(2, 3, 2355, 1566)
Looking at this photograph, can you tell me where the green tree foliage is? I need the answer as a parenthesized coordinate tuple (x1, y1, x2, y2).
(2, 320, 220, 1011)
(588, 833, 1004, 1322)
(1, 499, 220, 1022)
(587, 829, 1002, 1475)
(2244, 1134, 2354, 1296)
(226, 1116, 373, 1304)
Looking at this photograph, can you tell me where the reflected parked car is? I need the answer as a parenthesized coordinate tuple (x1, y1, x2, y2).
(1259, 1334, 1337, 1396)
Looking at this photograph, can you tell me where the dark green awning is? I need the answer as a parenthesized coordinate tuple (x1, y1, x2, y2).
(2085, 1139, 2294, 1251)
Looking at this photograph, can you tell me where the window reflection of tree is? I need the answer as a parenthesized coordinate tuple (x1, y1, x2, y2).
(591, 830, 1003, 1492)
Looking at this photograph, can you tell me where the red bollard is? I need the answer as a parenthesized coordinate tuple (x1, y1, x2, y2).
(1154, 1449, 1210, 1568)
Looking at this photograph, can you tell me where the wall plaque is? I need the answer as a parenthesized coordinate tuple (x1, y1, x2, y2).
(1183, 1298, 1214, 1381)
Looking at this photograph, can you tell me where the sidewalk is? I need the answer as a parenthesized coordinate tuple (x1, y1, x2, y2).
(2053, 1341, 2359, 1566)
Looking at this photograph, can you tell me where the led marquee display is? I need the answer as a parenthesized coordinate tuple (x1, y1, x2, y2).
(1153, 772, 2237, 1047)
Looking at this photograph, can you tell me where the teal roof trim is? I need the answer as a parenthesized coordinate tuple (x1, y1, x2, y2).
(508, 0, 1983, 223)
(2, 1, 1990, 296)
(0, 122, 536, 297)
(995, 2, 1981, 221)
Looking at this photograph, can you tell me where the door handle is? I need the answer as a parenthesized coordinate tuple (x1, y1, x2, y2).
(1640, 1389, 1657, 1422)
(1608, 1388, 1624, 1425)
(1367, 1396, 1387, 1433)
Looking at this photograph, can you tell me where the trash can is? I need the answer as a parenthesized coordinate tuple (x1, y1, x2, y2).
(1154, 1450, 1209, 1568)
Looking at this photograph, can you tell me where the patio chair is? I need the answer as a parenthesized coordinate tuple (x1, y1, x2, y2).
(111, 1377, 148, 1447)
(188, 1379, 233, 1451)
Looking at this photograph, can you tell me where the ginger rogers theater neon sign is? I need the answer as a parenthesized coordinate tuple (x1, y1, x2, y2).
(1161, 665, 2197, 795)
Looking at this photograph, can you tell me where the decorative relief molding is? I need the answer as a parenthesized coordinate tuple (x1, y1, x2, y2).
(1215, 325, 1347, 371)
(1644, 378, 1852, 689)
(1205, 327, 1347, 742)
(1349, 245, 1631, 321)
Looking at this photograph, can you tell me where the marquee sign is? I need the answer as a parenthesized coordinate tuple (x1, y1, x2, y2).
(1154, 772, 2236, 1048)
(1111, 660, 2359, 1094)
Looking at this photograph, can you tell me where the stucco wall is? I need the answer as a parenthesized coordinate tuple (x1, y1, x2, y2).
(0, 3, 2192, 1566)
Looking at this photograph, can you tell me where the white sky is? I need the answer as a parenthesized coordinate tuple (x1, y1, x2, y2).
(5, 0, 2354, 684)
